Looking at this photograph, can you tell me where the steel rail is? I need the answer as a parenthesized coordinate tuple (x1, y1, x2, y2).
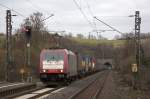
(92, 71, 110, 99)
(68, 71, 107, 99)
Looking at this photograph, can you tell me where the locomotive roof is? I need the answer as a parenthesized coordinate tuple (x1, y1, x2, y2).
(65, 49, 75, 55)
(42, 48, 75, 56)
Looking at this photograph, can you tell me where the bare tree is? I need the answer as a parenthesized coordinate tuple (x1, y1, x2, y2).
(30, 12, 45, 32)
(21, 12, 47, 45)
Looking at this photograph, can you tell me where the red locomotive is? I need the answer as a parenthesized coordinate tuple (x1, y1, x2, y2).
(39, 48, 96, 84)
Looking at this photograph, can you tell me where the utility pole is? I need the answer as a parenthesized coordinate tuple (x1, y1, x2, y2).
(6, 10, 12, 82)
(133, 11, 141, 89)
(135, 11, 141, 71)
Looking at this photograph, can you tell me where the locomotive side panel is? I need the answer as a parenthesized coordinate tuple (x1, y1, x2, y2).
(67, 53, 77, 77)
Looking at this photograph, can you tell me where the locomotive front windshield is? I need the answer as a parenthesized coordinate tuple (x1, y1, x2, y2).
(44, 53, 64, 61)
(42, 52, 64, 69)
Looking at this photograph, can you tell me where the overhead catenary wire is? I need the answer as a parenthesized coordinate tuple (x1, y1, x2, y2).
(83, 0, 102, 38)
(41, 14, 54, 22)
(25, 0, 40, 12)
(86, 1, 98, 37)
(25, 0, 54, 16)
(94, 16, 123, 35)
(25, 0, 54, 23)
(84, 0, 94, 17)
(0, 3, 26, 18)
(72, 0, 93, 27)
(84, 0, 96, 27)
(0, 2, 54, 25)
(94, 16, 135, 41)
(25, 0, 49, 13)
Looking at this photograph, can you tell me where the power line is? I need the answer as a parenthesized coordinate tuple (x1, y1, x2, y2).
(25, 0, 40, 12)
(85, 1, 96, 26)
(95, 15, 132, 17)
(26, 0, 53, 16)
(94, 16, 123, 35)
(72, 0, 93, 27)
(84, 0, 94, 17)
(25, 0, 54, 23)
(0, 3, 26, 18)
(82, 0, 99, 37)
(41, 14, 54, 22)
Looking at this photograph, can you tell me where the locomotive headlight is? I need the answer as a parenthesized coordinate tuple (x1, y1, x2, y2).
(43, 69, 46, 72)
(60, 69, 63, 72)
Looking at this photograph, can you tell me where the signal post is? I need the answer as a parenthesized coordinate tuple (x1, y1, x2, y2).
(24, 18, 32, 82)
(135, 11, 141, 89)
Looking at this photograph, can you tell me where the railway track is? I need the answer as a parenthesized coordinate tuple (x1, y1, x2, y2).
(92, 71, 109, 99)
(0, 70, 108, 99)
(69, 70, 109, 99)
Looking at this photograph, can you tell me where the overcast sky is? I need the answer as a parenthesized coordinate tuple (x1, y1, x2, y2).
(0, 0, 150, 39)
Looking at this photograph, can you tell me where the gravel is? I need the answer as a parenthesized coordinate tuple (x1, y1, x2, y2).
(42, 71, 106, 99)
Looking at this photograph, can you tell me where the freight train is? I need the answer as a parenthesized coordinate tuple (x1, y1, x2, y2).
(39, 48, 96, 85)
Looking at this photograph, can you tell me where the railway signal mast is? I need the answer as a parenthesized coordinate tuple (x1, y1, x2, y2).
(135, 11, 141, 71)
(6, 10, 12, 82)
(135, 11, 141, 89)
(131, 11, 142, 89)
(24, 18, 32, 82)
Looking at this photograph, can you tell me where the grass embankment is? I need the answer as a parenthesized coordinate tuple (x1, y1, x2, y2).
(72, 38, 125, 47)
